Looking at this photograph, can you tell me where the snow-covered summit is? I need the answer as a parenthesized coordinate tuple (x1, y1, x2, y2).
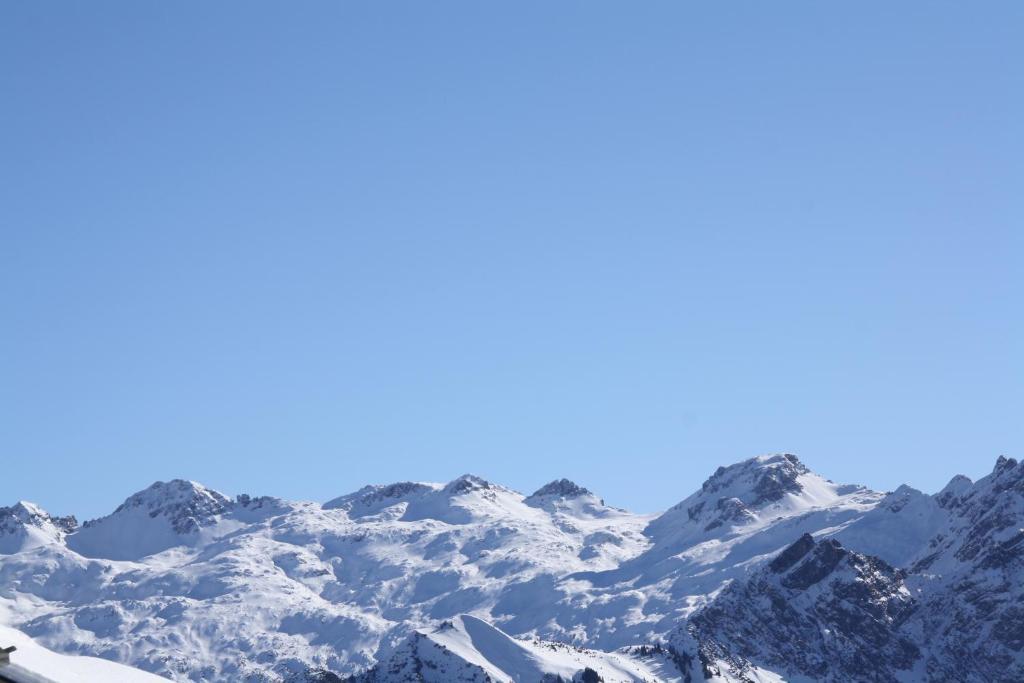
(106, 479, 231, 531)
(0, 501, 76, 554)
(66, 479, 234, 560)
(701, 454, 808, 503)
(644, 453, 877, 544)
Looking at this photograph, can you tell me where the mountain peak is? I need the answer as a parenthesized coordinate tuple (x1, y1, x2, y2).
(1, 501, 76, 529)
(527, 478, 593, 500)
(68, 479, 233, 560)
(701, 453, 809, 506)
(106, 479, 231, 533)
(993, 455, 1019, 475)
(935, 474, 973, 509)
(0, 501, 77, 553)
(443, 474, 492, 495)
(646, 453, 877, 544)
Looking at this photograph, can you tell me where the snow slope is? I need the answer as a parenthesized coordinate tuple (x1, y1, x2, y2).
(0, 623, 168, 682)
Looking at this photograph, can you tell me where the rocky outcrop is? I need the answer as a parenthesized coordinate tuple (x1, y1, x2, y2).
(684, 534, 918, 682)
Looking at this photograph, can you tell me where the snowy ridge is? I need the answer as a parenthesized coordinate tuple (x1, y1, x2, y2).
(0, 454, 1021, 681)
(350, 614, 686, 682)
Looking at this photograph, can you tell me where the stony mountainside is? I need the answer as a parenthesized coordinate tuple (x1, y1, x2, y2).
(0, 454, 1021, 682)
(684, 534, 918, 682)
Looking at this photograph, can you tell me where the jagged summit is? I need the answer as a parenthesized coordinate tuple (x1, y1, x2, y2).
(994, 454, 1018, 472)
(527, 478, 593, 500)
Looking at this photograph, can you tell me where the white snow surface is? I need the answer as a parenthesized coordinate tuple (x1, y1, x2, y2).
(0, 623, 168, 682)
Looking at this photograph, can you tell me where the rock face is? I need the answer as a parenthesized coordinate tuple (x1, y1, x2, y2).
(685, 534, 918, 682)
(1, 455, 1023, 682)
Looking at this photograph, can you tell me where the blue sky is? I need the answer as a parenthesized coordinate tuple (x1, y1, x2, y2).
(3, 2, 1021, 520)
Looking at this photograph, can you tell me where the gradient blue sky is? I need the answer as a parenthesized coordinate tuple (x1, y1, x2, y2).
(3, 2, 1022, 520)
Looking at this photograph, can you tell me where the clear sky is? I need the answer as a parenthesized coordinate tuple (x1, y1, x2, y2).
(2, 2, 1021, 520)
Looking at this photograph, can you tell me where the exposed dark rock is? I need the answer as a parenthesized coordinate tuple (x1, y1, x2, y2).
(684, 534, 918, 681)
(768, 533, 815, 573)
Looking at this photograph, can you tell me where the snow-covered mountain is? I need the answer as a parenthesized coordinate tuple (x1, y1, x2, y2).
(0, 454, 1021, 682)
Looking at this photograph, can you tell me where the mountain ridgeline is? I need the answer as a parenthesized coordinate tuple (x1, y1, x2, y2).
(1, 454, 1022, 682)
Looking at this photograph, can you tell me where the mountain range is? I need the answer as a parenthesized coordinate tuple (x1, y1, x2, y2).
(1, 453, 1021, 682)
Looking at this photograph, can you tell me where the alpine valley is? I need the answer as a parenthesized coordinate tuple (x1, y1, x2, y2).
(1, 453, 1022, 682)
